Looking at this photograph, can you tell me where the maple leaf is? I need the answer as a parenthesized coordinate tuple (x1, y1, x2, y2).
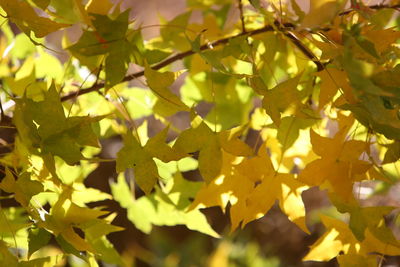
(40, 187, 110, 253)
(304, 215, 400, 262)
(316, 67, 356, 107)
(0, 0, 69, 39)
(111, 173, 219, 237)
(191, 144, 309, 233)
(298, 126, 371, 200)
(261, 73, 303, 126)
(85, 0, 114, 15)
(13, 84, 103, 165)
(236, 144, 309, 233)
(300, 0, 346, 29)
(0, 169, 43, 208)
(189, 151, 254, 230)
(68, 10, 139, 88)
(144, 63, 190, 112)
(173, 114, 253, 183)
(116, 127, 186, 194)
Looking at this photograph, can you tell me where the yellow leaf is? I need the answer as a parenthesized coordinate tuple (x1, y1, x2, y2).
(304, 215, 400, 262)
(0, 169, 43, 207)
(85, 0, 114, 15)
(237, 143, 275, 182)
(361, 229, 400, 256)
(337, 254, 377, 267)
(241, 173, 309, 233)
(219, 126, 254, 157)
(303, 215, 359, 261)
(364, 27, 400, 54)
(145, 127, 187, 162)
(0, 0, 69, 38)
(316, 68, 356, 107)
(144, 63, 190, 112)
(61, 226, 93, 252)
(301, 0, 345, 29)
(262, 73, 302, 126)
(198, 137, 222, 183)
(299, 127, 371, 200)
(189, 152, 253, 230)
(173, 119, 223, 183)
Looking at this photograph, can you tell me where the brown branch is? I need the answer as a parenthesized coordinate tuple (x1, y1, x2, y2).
(61, 23, 294, 102)
(60, 4, 400, 102)
(284, 31, 324, 71)
(238, 0, 246, 33)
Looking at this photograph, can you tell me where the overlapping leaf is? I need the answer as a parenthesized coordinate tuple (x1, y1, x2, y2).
(13, 84, 103, 165)
(304, 215, 400, 262)
(191, 144, 309, 233)
(0, 0, 69, 38)
(111, 174, 219, 237)
(116, 127, 186, 194)
(299, 118, 371, 200)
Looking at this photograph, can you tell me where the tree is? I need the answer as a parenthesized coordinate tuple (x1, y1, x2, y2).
(0, 0, 400, 265)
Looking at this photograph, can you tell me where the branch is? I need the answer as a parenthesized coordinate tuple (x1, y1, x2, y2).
(61, 4, 400, 102)
(61, 23, 294, 102)
(238, 0, 246, 33)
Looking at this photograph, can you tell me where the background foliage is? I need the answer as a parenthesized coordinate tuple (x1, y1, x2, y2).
(1, 0, 400, 266)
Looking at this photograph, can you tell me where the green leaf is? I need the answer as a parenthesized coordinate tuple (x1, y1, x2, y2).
(144, 63, 190, 112)
(262, 74, 303, 126)
(55, 235, 88, 262)
(13, 84, 103, 165)
(110, 174, 219, 237)
(116, 131, 158, 194)
(28, 228, 52, 258)
(277, 116, 315, 152)
(383, 141, 400, 164)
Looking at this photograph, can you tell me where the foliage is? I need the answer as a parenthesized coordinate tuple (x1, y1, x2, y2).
(0, 0, 400, 266)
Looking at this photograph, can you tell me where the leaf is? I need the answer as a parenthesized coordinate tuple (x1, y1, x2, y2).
(301, 0, 344, 29)
(116, 131, 158, 194)
(144, 63, 190, 112)
(28, 228, 52, 259)
(191, 144, 309, 233)
(85, 0, 114, 15)
(0, 240, 18, 265)
(316, 68, 355, 107)
(173, 119, 221, 183)
(68, 10, 134, 88)
(145, 127, 187, 162)
(277, 116, 315, 152)
(330, 194, 395, 241)
(337, 254, 377, 267)
(261, 73, 302, 126)
(303, 215, 360, 262)
(0, 169, 43, 208)
(0, 0, 69, 38)
(13, 84, 103, 165)
(55, 234, 89, 261)
(218, 126, 253, 157)
(116, 127, 186, 194)
(48, 0, 91, 25)
(110, 174, 219, 237)
(299, 126, 371, 200)
(383, 141, 400, 164)
(303, 215, 400, 262)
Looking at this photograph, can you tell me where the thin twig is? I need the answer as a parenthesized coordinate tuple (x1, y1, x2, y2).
(339, 3, 400, 15)
(238, 0, 246, 33)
